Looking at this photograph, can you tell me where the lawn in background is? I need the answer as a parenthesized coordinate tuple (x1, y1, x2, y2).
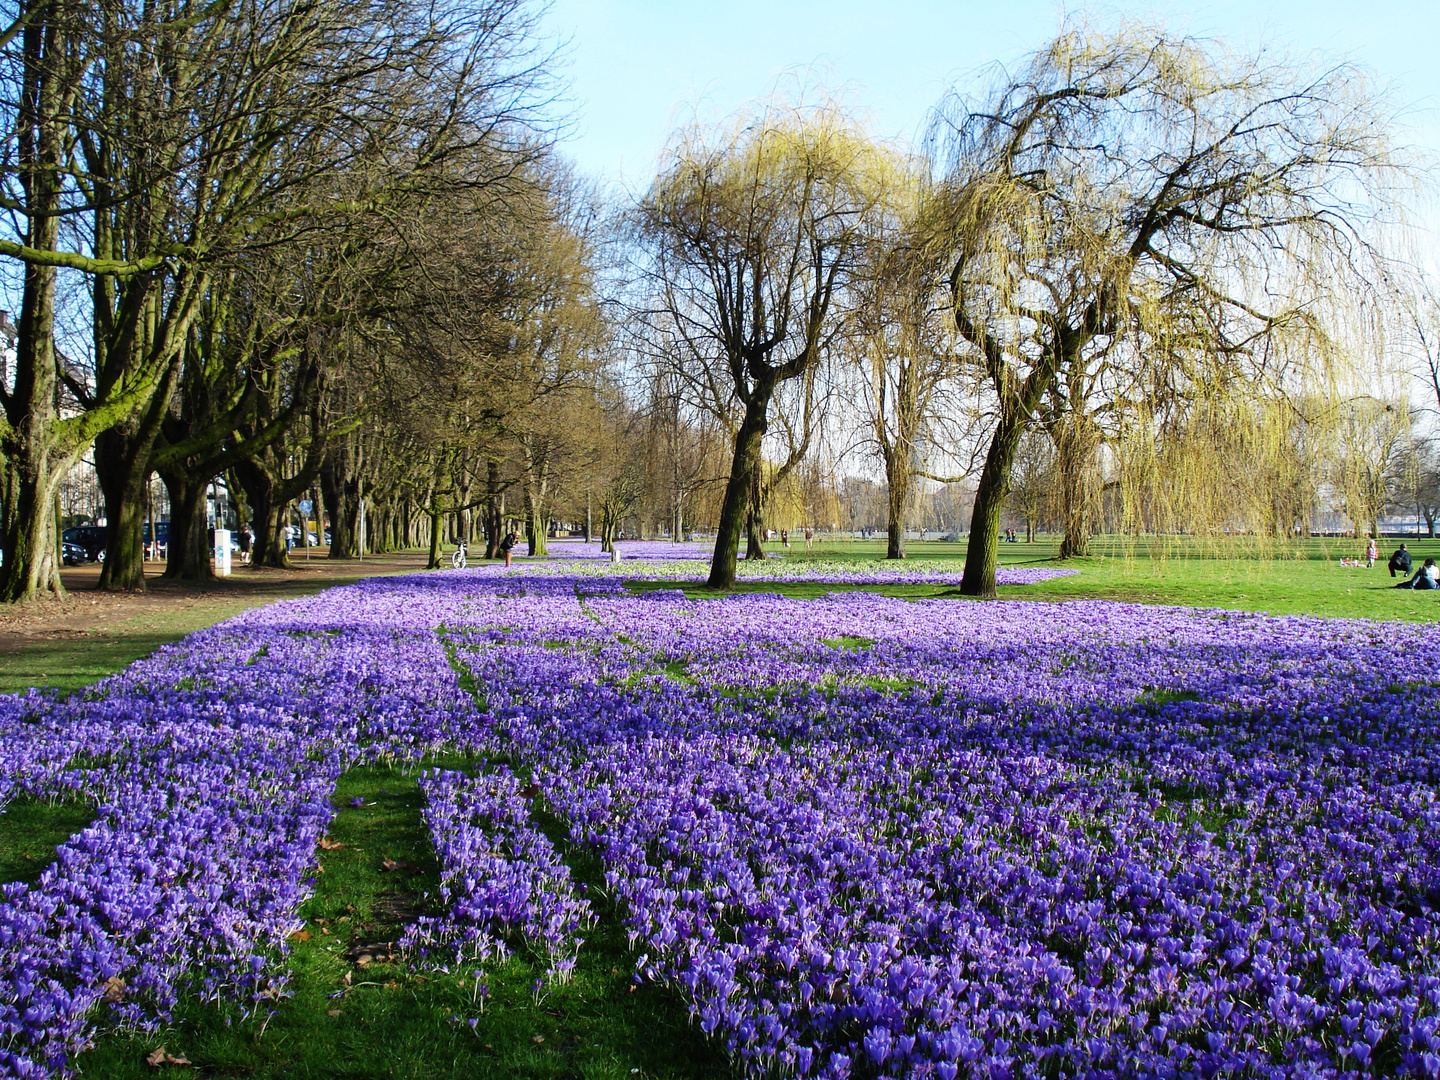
(5, 536, 1437, 700)
(638, 533, 1440, 623)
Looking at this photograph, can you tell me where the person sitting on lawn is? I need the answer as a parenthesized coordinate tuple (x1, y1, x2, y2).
(1397, 557, 1440, 589)
(1389, 544, 1413, 578)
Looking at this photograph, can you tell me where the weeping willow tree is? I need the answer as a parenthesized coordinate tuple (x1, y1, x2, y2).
(1108, 299, 1419, 559)
(1111, 344, 1328, 560)
(925, 24, 1398, 597)
(636, 103, 890, 589)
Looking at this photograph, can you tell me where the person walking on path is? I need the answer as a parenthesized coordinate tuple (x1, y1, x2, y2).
(238, 523, 253, 566)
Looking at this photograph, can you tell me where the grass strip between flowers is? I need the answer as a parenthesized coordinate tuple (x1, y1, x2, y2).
(0, 796, 96, 887)
(77, 759, 732, 1079)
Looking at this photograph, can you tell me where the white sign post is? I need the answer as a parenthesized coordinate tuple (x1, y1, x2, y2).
(213, 528, 232, 577)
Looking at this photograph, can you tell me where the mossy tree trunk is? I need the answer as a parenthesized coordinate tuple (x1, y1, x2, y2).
(159, 470, 213, 581)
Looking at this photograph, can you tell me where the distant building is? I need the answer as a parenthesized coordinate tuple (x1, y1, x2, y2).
(0, 309, 15, 396)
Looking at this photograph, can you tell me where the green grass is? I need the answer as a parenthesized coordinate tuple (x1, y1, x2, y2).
(630, 579, 964, 602)
(627, 534, 1440, 623)
(820, 635, 876, 650)
(78, 763, 730, 1079)
(0, 796, 95, 885)
(0, 633, 190, 696)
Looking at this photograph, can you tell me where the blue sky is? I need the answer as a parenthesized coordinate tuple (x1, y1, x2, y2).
(543, 0, 1440, 197)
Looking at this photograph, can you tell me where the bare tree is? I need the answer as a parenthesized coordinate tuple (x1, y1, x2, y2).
(1006, 430, 1056, 542)
(1329, 395, 1413, 538)
(1411, 439, 1440, 538)
(849, 172, 972, 559)
(0, 0, 557, 600)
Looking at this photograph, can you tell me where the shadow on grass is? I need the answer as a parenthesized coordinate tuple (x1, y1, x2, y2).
(0, 633, 183, 695)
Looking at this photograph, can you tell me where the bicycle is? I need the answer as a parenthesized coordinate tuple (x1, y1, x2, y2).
(451, 539, 468, 570)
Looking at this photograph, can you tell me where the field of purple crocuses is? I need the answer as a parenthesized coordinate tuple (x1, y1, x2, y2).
(4, 556, 1439, 1078)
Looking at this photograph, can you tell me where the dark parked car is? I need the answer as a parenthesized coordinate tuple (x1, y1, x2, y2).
(62, 525, 106, 562)
(143, 521, 170, 557)
(62, 541, 88, 566)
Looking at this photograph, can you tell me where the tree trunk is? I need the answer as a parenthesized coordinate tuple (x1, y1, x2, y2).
(159, 471, 213, 581)
(0, 469, 64, 603)
(960, 411, 1029, 598)
(0, 230, 64, 598)
(262, 499, 289, 567)
(745, 455, 766, 562)
(427, 506, 443, 569)
(524, 470, 548, 557)
(527, 504, 547, 556)
(321, 445, 357, 559)
(234, 460, 285, 569)
(95, 427, 157, 592)
(227, 470, 249, 541)
(1054, 420, 1096, 559)
(708, 393, 770, 589)
(0, 0, 69, 603)
(483, 459, 502, 559)
(883, 442, 910, 560)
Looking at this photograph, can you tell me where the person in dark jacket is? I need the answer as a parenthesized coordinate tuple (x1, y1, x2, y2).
(1389, 544, 1413, 578)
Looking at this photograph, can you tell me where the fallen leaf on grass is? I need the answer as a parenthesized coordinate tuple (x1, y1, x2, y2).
(289, 930, 311, 943)
(344, 941, 397, 966)
(380, 857, 413, 872)
(326, 1009, 342, 1018)
(102, 976, 126, 1002)
(318, 837, 345, 850)
(533, 1035, 545, 1044)
(145, 1047, 192, 1067)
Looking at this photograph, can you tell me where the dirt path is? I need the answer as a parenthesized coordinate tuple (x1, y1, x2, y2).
(0, 550, 433, 693)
